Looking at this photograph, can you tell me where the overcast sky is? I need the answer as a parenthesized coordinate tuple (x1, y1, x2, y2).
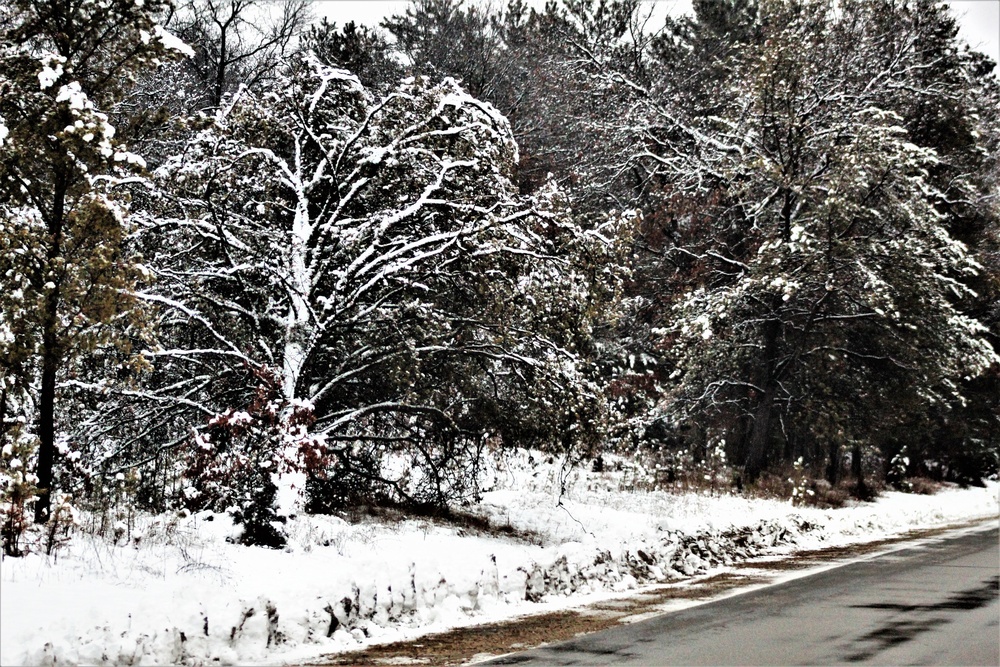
(312, 0, 1000, 65)
(948, 0, 1000, 63)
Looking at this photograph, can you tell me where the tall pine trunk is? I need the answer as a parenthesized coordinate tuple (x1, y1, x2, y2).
(744, 382, 776, 482)
(852, 441, 868, 498)
(34, 175, 67, 524)
(742, 299, 783, 482)
(826, 439, 842, 485)
(34, 338, 59, 523)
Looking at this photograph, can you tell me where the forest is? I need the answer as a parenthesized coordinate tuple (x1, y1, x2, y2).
(1, 0, 998, 554)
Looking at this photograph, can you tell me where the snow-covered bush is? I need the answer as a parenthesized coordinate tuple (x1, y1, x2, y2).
(788, 457, 815, 506)
(0, 425, 38, 557)
(180, 366, 326, 547)
(886, 449, 912, 492)
(1, 426, 79, 556)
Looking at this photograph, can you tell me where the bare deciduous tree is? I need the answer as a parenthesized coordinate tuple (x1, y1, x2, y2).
(169, 0, 311, 108)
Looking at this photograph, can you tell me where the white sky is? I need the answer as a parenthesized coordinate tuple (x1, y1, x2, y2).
(948, 0, 1000, 63)
(311, 0, 1000, 65)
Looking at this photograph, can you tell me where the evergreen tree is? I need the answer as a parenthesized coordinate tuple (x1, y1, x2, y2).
(303, 19, 403, 94)
(383, 0, 507, 101)
(656, 0, 999, 485)
(0, 0, 190, 523)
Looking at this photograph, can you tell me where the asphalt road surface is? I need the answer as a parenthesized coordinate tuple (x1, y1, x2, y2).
(487, 523, 1000, 666)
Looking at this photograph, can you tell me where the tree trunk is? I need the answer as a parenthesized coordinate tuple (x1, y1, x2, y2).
(852, 441, 868, 499)
(744, 382, 776, 482)
(34, 309, 60, 523)
(742, 301, 783, 483)
(281, 199, 312, 404)
(826, 439, 841, 485)
(214, 45, 226, 108)
(730, 412, 750, 484)
(34, 173, 66, 524)
(0, 385, 7, 435)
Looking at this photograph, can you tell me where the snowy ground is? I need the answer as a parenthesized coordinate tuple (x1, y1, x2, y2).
(2, 452, 997, 666)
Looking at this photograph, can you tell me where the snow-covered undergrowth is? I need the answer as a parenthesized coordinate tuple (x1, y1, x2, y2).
(2, 452, 997, 666)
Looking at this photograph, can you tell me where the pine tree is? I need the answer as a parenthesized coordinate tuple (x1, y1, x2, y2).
(0, 0, 189, 523)
(656, 0, 999, 484)
(303, 19, 403, 94)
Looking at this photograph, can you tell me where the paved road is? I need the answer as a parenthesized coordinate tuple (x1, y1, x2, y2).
(488, 524, 1000, 666)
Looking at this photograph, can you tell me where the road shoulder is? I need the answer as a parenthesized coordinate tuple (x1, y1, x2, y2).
(303, 517, 998, 666)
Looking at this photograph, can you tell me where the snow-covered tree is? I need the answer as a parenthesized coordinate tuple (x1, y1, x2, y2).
(0, 0, 191, 524)
(383, 0, 529, 106)
(853, 0, 1000, 481)
(131, 56, 622, 540)
(655, 0, 999, 484)
(304, 19, 403, 95)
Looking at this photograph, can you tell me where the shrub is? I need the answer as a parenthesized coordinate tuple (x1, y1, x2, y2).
(1, 426, 39, 557)
(180, 367, 326, 548)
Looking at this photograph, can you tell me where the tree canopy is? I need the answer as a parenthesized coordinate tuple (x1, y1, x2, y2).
(2, 0, 997, 553)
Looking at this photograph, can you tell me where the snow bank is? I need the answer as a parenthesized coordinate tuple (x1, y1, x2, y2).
(2, 455, 997, 666)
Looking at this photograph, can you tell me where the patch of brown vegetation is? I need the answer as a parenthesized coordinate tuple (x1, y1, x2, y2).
(314, 611, 608, 666)
(809, 483, 851, 508)
(332, 504, 545, 545)
(906, 477, 943, 495)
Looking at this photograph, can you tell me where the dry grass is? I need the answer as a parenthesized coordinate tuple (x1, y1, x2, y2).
(333, 504, 545, 545)
(907, 477, 943, 495)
